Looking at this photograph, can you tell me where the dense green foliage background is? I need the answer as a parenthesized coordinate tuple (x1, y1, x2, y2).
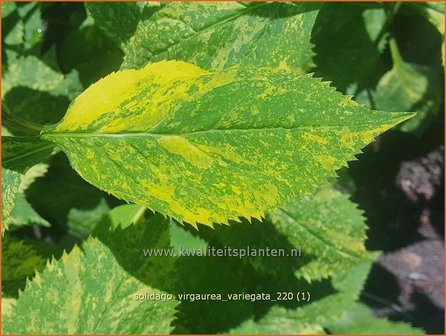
(2, 2, 444, 334)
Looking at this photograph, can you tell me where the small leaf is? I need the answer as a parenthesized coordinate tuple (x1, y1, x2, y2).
(42, 60, 414, 227)
(25, 153, 119, 236)
(2, 237, 47, 298)
(313, 3, 388, 94)
(100, 203, 145, 231)
(169, 219, 208, 251)
(2, 56, 61, 95)
(66, 198, 109, 238)
(2, 3, 44, 51)
(2, 3, 17, 19)
(2, 56, 82, 100)
(10, 194, 50, 229)
(2, 137, 56, 233)
(85, 2, 141, 48)
(373, 39, 441, 134)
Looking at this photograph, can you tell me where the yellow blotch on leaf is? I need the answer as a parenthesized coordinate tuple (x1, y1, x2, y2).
(53, 61, 208, 133)
(158, 136, 214, 169)
(303, 132, 328, 145)
(314, 155, 336, 169)
(197, 143, 251, 165)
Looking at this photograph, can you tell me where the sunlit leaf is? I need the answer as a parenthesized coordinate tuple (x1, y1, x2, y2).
(42, 60, 413, 227)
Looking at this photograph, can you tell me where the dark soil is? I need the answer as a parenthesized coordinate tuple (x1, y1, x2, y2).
(354, 142, 444, 334)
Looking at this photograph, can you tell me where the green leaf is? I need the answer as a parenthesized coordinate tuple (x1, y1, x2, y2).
(85, 2, 141, 48)
(10, 193, 50, 229)
(2, 137, 56, 233)
(169, 219, 208, 251)
(312, 3, 388, 94)
(42, 60, 414, 227)
(2, 56, 82, 127)
(163, 196, 381, 334)
(3, 88, 72, 127)
(228, 261, 374, 334)
(2, 298, 16, 321)
(120, 2, 321, 71)
(1, 53, 99, 97)
(195, 187, 372, 281)
(4, 210, 178, 334)
(103, 204, 146, 230)
(25, 153, 119, 238)
(270, 188, 374, 281)
(372, 39, 441, 134)
(1, 3, 17, 19)
(58, 16, 123, 88)
(410, 2, 444, 36)
(21, 3, 44, 51)
(66, 198, 109, 238)
(2, 3, 44, 51)
(2, 237, 47, 298)
(2, 56, 82, 100)
(324, 303, 424, 334)
(413, 2, 444, 66)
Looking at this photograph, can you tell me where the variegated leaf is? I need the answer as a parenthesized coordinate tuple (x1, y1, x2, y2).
(42, 60, 414, 228)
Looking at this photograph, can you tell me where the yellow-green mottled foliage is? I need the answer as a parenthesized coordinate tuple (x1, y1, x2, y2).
(202, 188, 375, 281)
(2, 238, 46, 297)
(3, 212, 178, 334)
(228, 260, 421, 334)
(228, 261, 373, 334)
(86, 2, 321, 72)
(270, 188, 374, 281)
(2, 137, 56, 233)
(42, 60, 414, 228)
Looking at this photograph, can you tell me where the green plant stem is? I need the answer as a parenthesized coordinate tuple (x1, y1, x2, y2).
(387, 2, 404, 70)
(2, 105, 44, 136)
(389, 38, 404, 70)
(373, 2, 403, 57)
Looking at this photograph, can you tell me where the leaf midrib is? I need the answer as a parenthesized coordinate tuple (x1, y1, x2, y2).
(41, 121, 401, 140)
